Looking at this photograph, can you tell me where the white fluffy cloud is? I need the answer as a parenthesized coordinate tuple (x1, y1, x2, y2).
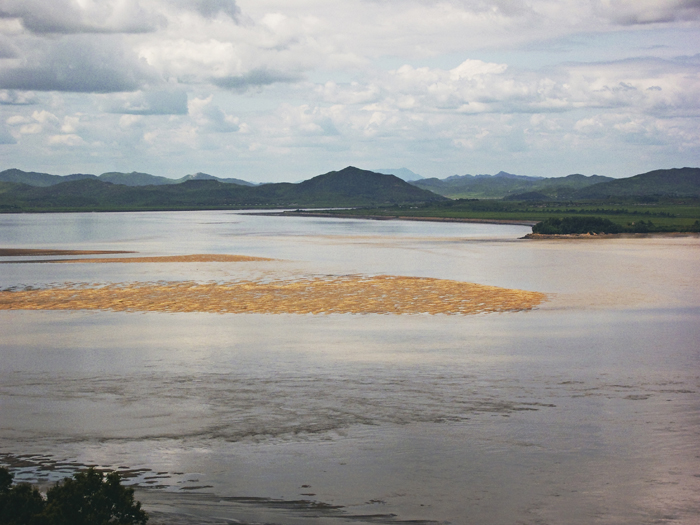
(189, 95, 241, 132)
(103, 89, 188, 114)
(0, 0, 699, 179)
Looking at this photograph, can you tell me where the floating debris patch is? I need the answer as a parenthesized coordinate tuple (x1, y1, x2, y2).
(0, 275, 547, 315)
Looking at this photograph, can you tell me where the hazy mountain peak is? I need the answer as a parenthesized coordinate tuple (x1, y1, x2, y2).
(373, 168, 424, 181)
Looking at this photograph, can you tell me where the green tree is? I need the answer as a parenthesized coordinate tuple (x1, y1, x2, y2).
(0, 467, 148, 525)
(0, 468, 46, 525)
(532, 216, 623, 234)
(41, 469, 147, 525)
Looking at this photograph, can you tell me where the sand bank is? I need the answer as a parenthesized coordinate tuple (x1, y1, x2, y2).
(0, 254, 273, 264)
(0, 275, 546, 315)
(0, 249, 136, 257)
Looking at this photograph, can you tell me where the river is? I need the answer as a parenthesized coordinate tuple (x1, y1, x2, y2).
(1, 211, 699, 524)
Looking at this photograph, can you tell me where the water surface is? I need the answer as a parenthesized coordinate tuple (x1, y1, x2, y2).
(1, 211, 698, 524)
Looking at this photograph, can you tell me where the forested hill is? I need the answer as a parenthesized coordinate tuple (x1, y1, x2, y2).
(571, 167, 700, 199)
(0, 166, 445, 212)
(0, 168, 256, 187)
(0, 168, 96, 187)
(410, 171, 614, 199)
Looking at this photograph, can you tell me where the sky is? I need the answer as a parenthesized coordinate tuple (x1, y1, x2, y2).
(1, 0, 699, 182)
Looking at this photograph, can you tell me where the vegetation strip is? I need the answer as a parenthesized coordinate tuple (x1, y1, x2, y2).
(0, 276, 547, 315)
(294, 198, 700, 233)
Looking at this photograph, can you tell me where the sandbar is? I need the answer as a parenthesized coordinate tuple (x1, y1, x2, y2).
(0, 275, 546, 315)
(0, 254, 273, 264)
(0, 249, 136, 257)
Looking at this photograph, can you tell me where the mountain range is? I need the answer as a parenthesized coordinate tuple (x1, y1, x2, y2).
(0, 166, 445, 212)
(410, 171, 615, 199)
(0, 169, 256, 188)
(0, 166, 698, 213)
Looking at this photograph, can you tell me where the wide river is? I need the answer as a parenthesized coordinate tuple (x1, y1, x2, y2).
(1, 211, 699, 525)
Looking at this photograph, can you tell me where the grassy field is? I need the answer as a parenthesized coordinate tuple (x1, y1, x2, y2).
(291, 198, 700, 231)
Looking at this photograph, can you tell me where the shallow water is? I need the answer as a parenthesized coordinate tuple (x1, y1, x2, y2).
(1, 211, 699, 524)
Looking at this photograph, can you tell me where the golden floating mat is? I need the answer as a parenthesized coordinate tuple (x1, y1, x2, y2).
(0, 254, 272, 264)
(0, 275, 546, 315)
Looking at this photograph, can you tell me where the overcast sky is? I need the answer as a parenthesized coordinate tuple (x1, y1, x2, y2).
(1, 0, 699, 182)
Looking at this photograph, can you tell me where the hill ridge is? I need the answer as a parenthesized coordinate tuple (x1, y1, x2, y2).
(0, 166, 445, 212)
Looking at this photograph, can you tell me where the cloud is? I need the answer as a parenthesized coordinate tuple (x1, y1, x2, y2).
(0, 0, 163, 34)
(48, 133, 86, 146)
(170, 0, 241, 21)
(0, 36, 158, 92)
(596, 0, 700, 25)
(330, 56, 700, 118)
(0, 90, 37, 104)
(317, 81, 381, 105)
(277, 104, 341, 137)
(0, 36, 17, 58)
(189, 95, 240, 132)
(211, 68, 303, 91)
(5, 109, 60, 134)
(0, 123, 16, 144)
(104, 89, 188, 114)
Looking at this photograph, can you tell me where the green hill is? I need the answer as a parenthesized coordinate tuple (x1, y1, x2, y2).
(572, 167, 700, 199)
(411, 172, 613, 199)
(293, 166, 440, 204)
(0, 169, 96, 187)
(0, 169, 257, 188)
(0, 167, 445, 212)
(98, 171, 176, 186)
(175, 172, 257, 186)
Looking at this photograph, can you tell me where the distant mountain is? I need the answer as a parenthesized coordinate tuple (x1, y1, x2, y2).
(292, 166, 440, 203)
(411, 172, 613, 199)
(0, 169, 96, 187)
(442, 171, 541, 182)
(572, 167, 700, 199)
(176, 172, 257, 186)
(373, 168, 424, 181)
(99, 171, 176, 186)
(0, 166, 445, 212)
(0, 168, 257, 188)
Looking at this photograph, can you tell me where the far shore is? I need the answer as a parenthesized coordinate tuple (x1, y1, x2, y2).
(246, 210, 538, 226)
(522, 232, 700, 240)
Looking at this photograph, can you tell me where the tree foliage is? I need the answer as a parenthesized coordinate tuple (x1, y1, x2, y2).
(0, 467, 148, 525)
(532, 216, 623, 234)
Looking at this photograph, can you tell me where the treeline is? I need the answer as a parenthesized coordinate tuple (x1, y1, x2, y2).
(532, 216, 700, 234)
(532, 208, 676, 217)
(0, 467, 147, 525)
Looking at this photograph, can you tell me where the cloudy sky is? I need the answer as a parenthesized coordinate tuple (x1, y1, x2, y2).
(1, 0, 699, 182)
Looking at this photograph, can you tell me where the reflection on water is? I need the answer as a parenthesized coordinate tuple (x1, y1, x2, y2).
(0, 212, 699, 524)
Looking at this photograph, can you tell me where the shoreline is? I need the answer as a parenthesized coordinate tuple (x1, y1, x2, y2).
(247, 210, 538, 226)
(522, 232, 700, 240)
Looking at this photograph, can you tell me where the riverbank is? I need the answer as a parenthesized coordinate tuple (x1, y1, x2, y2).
(523, 232, 700, 239)
(248, 210, 538, 226)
